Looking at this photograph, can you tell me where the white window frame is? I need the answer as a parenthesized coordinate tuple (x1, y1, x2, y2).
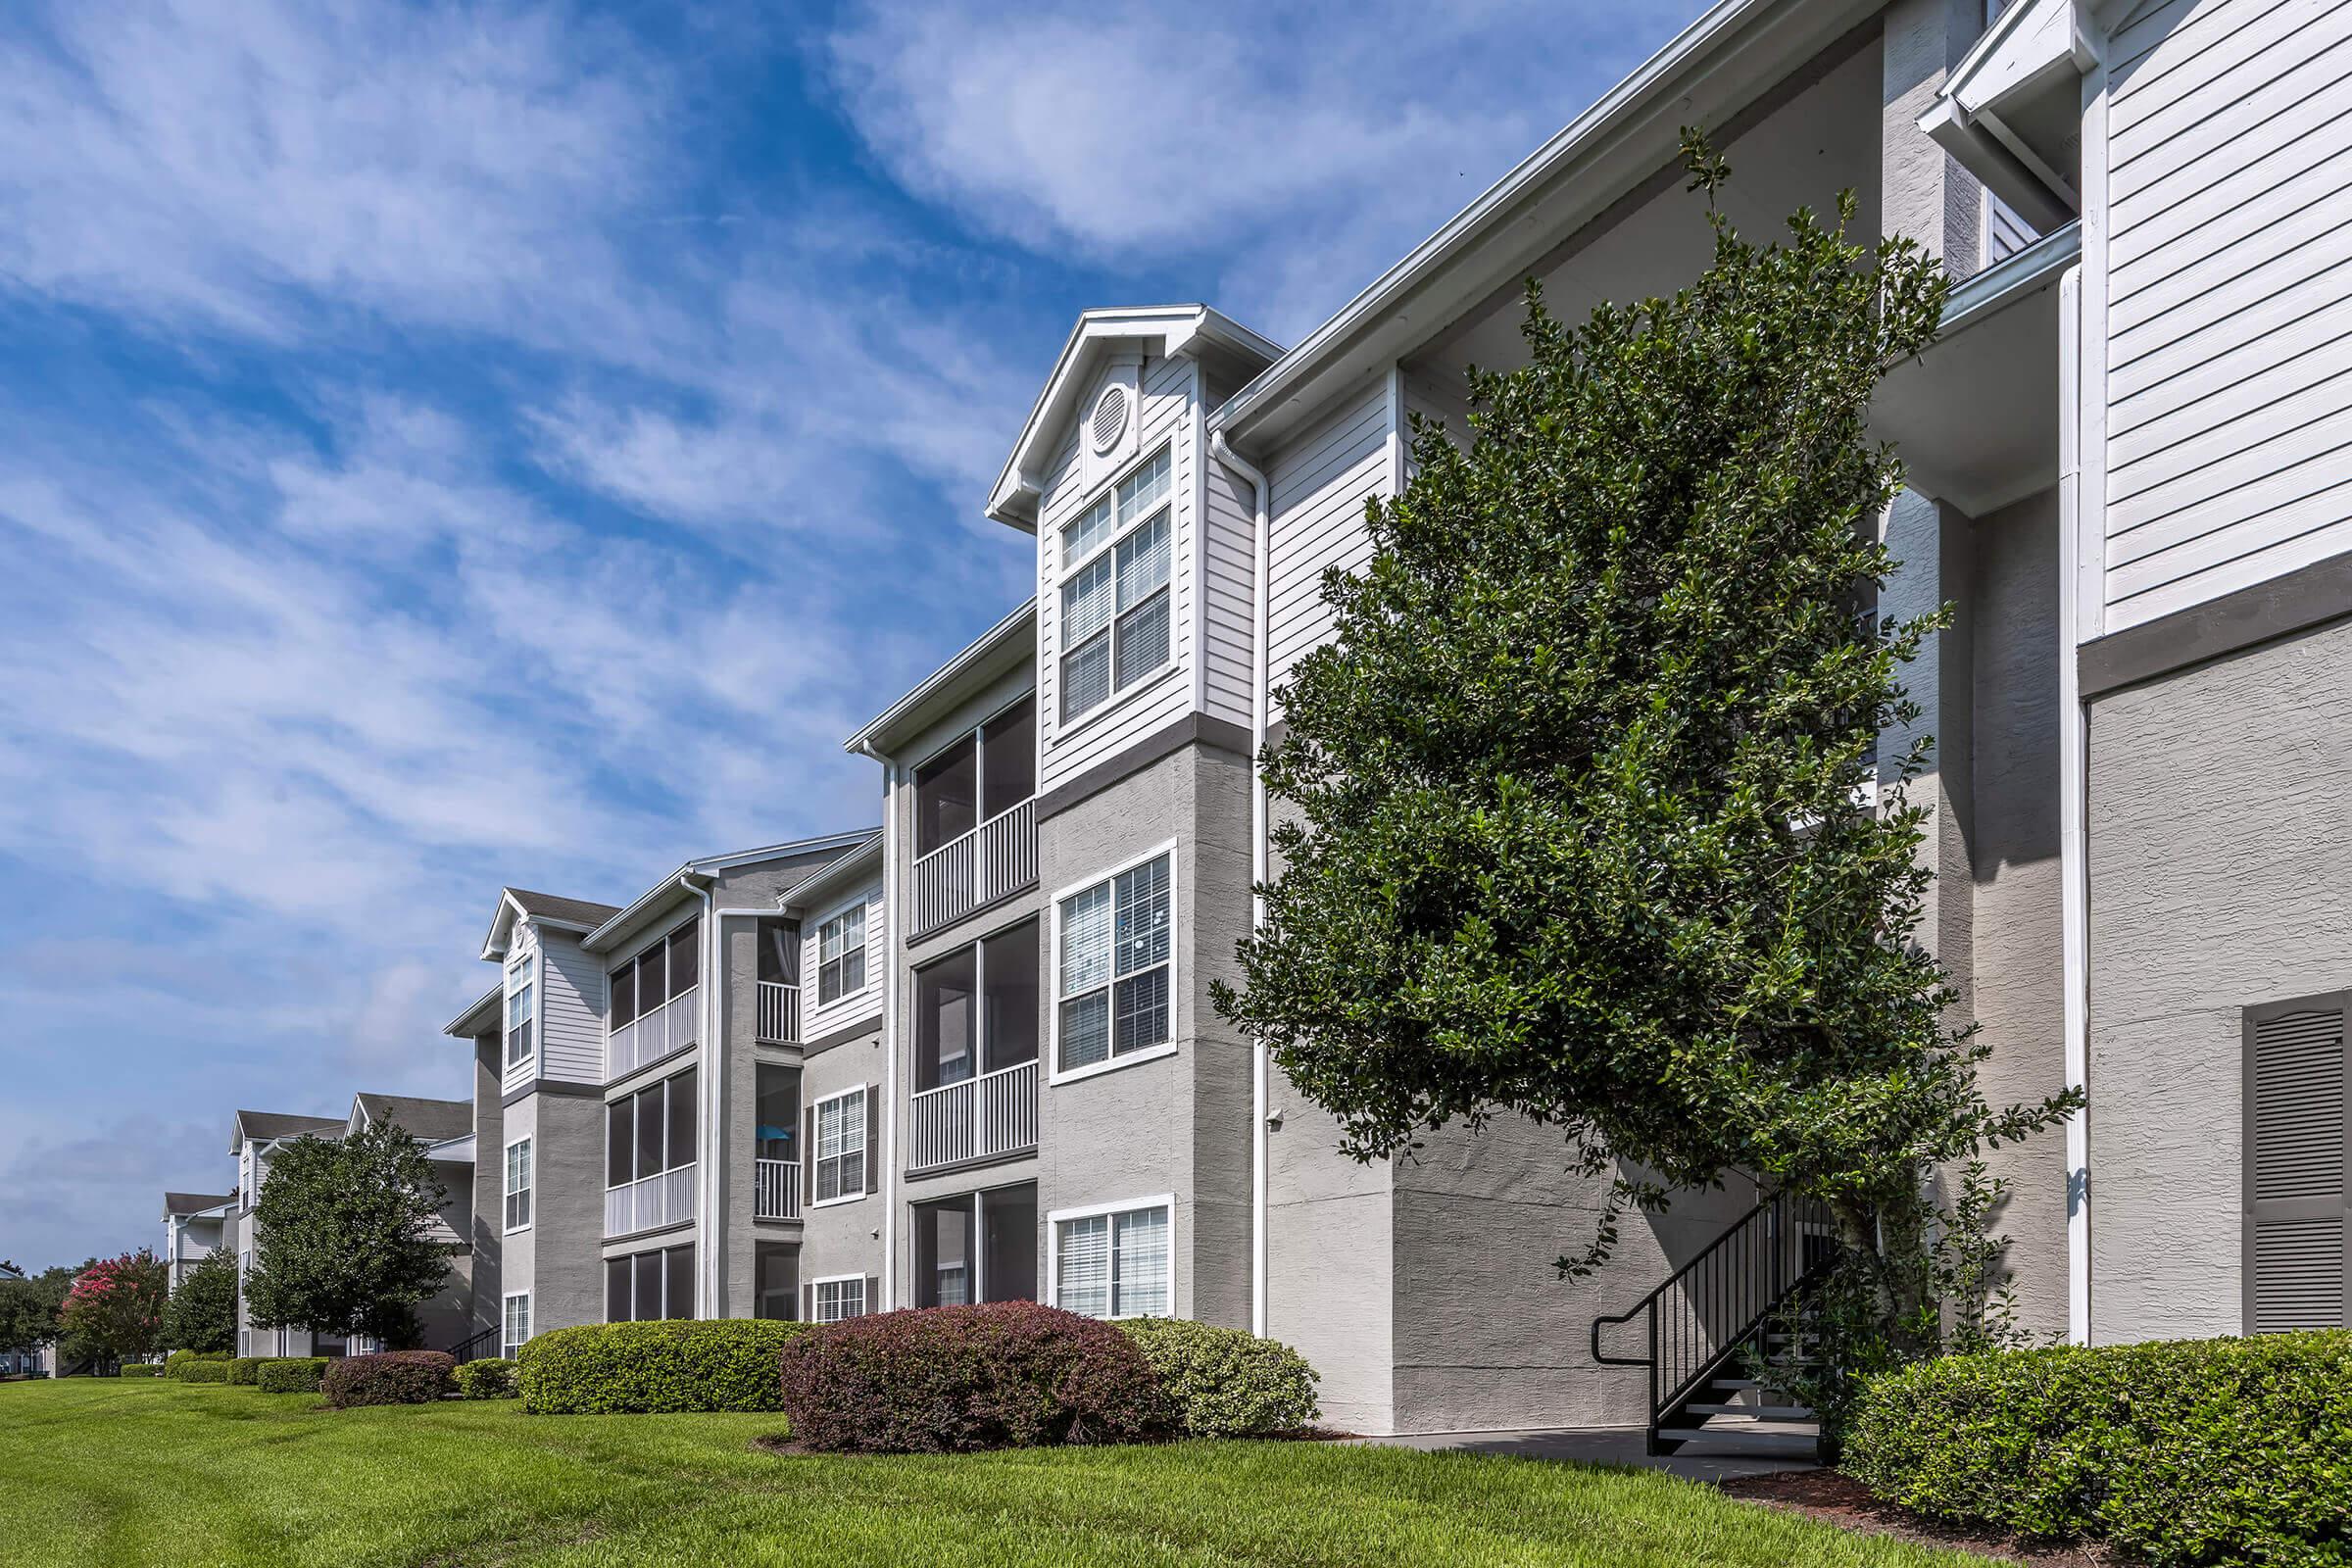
(502, 1292, 531, 1357)
(505, 950, 537, 1073)
(1050, 841, 1179, 1086)
(504, 1136, 533, 1233)
(810, 1274, 868, 1324)
(809, 1085, 867, 1207)
(1046, 1195, 1175, 1321)
(815, 899, 869, 1007)
(1056, 445, 1175, 726)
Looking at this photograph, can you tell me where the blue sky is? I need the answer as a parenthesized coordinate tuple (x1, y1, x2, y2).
(0, 0, 1705, 1269)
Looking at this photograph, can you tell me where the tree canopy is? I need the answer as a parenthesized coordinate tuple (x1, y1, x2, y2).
(162, 1247, 239, 1354)
(245, 1117, 451, 1347)
(0, 1264, 74, 1355)
(1213, 137, 2077, 1329)
(59, 1250, 169, 1362)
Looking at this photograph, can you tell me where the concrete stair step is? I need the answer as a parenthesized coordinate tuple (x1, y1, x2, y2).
(1684, 1401, 1814, 1420)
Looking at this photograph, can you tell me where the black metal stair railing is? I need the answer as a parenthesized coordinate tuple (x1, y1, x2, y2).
(442, 1323, 504, 1365)
(1590, 1190, 1837, 1453)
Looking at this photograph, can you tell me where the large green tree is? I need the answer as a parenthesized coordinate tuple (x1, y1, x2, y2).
(0, 1264, 74, 1356)
(161, 1247, 239, 1354)
(1213, 137, 2077, 1376)
(59, 1250, 170, 1362)
(245, 1118, 450, 1348)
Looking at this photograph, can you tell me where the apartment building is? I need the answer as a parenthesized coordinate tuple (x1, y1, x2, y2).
(162, 1191, 234, 1291)
(159, 0, 2346, 1446)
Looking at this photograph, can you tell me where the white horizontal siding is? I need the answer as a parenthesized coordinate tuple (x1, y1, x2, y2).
(2102, 0, 2352, 629)
(1265, 382, 1394, 709)
(801, 880, 885, 1042)
(539, 932, 605, 1085)
(1986, 190, 2035, 265)
(1037, 354, 1199, 792)
(1200, 427, 1256, 732)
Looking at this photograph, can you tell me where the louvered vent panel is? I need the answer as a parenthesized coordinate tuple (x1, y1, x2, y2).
(2254, 1010, 2345, 1202)
(2252, 1218, 2345, 1333)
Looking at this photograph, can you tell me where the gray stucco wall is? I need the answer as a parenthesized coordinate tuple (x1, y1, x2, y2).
(2087, 612, 2352, 1342)
(1966, 486, 2071, 1340)
(468, 1032, 503, 1338)
(515, 1088, 609, 1335)
(796, 1023, 887, 1306)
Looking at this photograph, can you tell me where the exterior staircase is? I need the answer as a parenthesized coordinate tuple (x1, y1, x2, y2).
(1591, 1193, 1838, 1460)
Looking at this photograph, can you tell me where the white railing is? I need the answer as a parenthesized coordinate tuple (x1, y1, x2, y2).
(757, 981, 801, 1045)
(911, 797, 1037, 933)
(605, 1162, 697, 1238)
(754, 1158, 801, 1219)
(907, 1059, 1039, 1172)
(607, 985, 698, 1080)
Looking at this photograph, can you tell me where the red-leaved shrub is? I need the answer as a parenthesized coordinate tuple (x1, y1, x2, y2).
(777, 1301, 1169, 1452)
(320, 1349, 455, 1409)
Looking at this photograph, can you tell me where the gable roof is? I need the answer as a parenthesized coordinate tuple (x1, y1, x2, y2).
(987, 306, 1282, 529)
(580, 828, 882, 956)
(163, 1192, 234, 1218)
(480, 885, 623, 960)
(773, 829, 884, 914)
(228, 1109, 343, 1153)
(351, 1093, 472, 1143)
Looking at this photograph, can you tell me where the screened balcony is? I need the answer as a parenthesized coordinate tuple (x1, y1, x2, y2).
(910, 697, 1037, 935)
(906, 920, 1040, 1173)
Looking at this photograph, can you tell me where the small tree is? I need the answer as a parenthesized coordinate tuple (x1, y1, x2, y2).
(161, 1248, 238, 1354)
(60, 1250, 170, 1363)
(0, 1264, 73, 1356)
(245, 1119, 450, 1348)
(1213, 135, 2078, 1416)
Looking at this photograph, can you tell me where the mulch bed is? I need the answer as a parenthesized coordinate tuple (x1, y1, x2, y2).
(1717, 1470, 2126, 1567)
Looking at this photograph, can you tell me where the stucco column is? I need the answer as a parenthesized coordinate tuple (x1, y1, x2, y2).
(1883, 0, 1985, 281)
(1882, 490, 1977, 1013)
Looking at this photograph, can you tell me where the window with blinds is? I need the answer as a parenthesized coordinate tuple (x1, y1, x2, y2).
(1053, 1201, 1170, 1319)
(2246, 996, 2350, 1332)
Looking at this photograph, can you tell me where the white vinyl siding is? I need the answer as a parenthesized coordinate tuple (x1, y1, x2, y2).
(1199, 426, 1257, 730)
(799, 883, 883, 1040)
(811, 1087, 867, 1204)
(538, 933, 610, 1084)
(1038, 356, 1198, 792)
(2100, 0, 2352, 628)
(1051, 1200, 1172, 1320)
(812, 1276, 866, 1324)
(504, 1137, 532, 1232)
(1264, 381, 1396, 709)
(502, 1293, 531, 1357)
(2246, 998, 2350, 1332)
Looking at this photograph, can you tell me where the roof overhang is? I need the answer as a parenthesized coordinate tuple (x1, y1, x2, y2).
(581, 827, 883, 954)
(479, 889, 600, 962)
(988, 307, 1282, 530)
(1919, 0, 2088, 229)
(1212, 0, 1886, 454)
(773, 831, 883, 915)
(844, 599, 1036, 759)
(442, 982, 504, 1040)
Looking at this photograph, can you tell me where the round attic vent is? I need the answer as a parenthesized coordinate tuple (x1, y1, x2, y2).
(1090, 383, 1130, 452)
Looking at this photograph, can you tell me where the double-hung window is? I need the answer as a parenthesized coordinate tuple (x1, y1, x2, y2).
(503, 1293, 531, 1357)
(1059, 448, 1171, 722)
(812, 1277, 867, 1324)
(1056, 852, 1171, 1074)
(812, 1087, 866, 1203)
(817, 905, 866, 1005)
(504, 1138, 532, 1231)
(505, 954, 535, 1070)
(1053, 1200, 1170, 1319)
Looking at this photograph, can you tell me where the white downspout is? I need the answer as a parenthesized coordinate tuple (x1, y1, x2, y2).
(2058, 265, 2092, 1347)
(1212, 428, 1273, 1339)
(858, 741, 901, 1312)
(681, 873, 720, 1317)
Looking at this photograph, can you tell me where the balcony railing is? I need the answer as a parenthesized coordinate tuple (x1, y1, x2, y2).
(754, 1157, 802, 1220)
(605, 1162, 696, 1238)
(907, 1058, 1039, 1173)
(757, 981, 801, 1045)
(911, 797, 1037, 935)
(608, 986, 698, 1081)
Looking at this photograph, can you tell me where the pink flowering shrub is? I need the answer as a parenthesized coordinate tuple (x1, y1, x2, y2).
(60, 1250, 169, 1363)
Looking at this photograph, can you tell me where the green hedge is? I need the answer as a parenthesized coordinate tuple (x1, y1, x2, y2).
(119, 1363, 165, 1378)
(256, 1357, 327, 1395)
(177, 1360, 229, 1384)
(164, 1351, 229, 1381)
(519, 1320, 809, 1414)
(1844, 1332, 2352, 1566)
(454, 1358, 518, 1399)
(227, 1356, 269, 1385)
(1118, 1318, 1320, 1437)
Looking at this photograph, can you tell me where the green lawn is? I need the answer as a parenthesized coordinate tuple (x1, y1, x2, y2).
(0, 1379, 1996, 1568)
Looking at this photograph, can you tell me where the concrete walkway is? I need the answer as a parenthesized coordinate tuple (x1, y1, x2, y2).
(1356, 1426, 1815, 1483)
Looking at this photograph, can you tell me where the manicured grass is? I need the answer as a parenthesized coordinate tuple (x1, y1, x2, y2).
(0, 1379, 1999, 1568)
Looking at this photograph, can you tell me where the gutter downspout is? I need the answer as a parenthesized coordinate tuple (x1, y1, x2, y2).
(1212, 428, 1273, 1339)
(858, 740, 901, 1312)
(681, 873, 720, 1316)
(2058, 266, 2091, 1347)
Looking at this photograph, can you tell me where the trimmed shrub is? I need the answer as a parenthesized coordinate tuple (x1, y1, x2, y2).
(778, 1301, 1170, 1453)
(164, 1349, 193, 1373)
(320, 1349, 455, 1409)
(119, 1362, 165, 1378)
(520, 1320, 808, 1414)
(1118, 1318, 1320, 1436)
(1844, 1332, 2352, 1567)
(453, 1357, 519, 1399)
(178, 1359, 229, 1383)
(164, 1350, 229, 1380)
(256, 1357, 327, 1395)
(227, 1355, 270, 1385)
